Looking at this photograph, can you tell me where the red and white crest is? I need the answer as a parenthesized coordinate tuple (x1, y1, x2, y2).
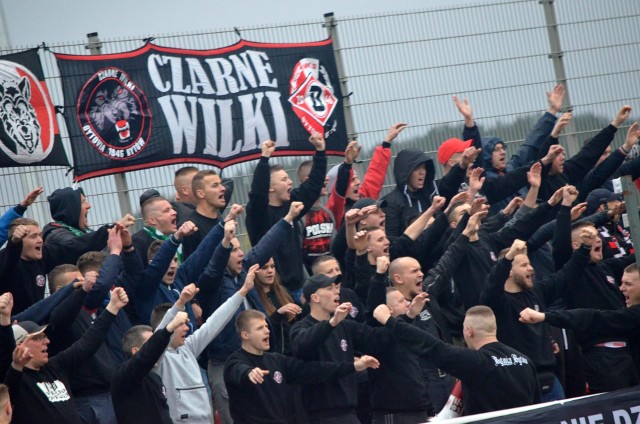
(288, 58, 338, 136)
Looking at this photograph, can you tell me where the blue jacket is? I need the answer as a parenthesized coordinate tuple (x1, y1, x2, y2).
(0, 204, 25, 247)
(198, 219, 291, 361)
(474, 112, 557, 213)
(135, 222, 224, 328)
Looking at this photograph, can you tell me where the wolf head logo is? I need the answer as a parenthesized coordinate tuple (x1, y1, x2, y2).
(0, 76, 41, 155)
(89, 84, 139, 141)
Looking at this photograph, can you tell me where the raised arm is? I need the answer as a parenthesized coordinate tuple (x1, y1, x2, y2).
(244, 202, 304, 268)
(52, 287, 128, 372)
(0, 187, 42, 246)
(291, 133, 327, 217)
(563, 106, 629, 184)
(245, 140, 275, 244)
(359, 123, 405, 199)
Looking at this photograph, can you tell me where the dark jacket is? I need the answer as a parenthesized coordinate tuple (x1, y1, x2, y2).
(111, 328, 173, 424)
(42, 187, 109, 264)
(479, 246, 591, 373)
(198, 219, 291, 362)
(382, 149, 436, 238)
(537, 125, 617, 202)
(246, 151, 327, 291)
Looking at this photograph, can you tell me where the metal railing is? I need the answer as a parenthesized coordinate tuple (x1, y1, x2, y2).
(1, 0, 639, 247)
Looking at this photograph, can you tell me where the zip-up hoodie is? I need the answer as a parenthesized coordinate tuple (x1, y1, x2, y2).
(155, 292, 244, 423)
(382, 149, 436, 237)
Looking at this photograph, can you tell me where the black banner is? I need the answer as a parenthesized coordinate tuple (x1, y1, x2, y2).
(466, 386, 640, 424)
(55, 39, 348, 181)
(0, 48, 69, 167)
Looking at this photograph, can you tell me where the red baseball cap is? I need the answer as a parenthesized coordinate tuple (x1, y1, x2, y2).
(437, 138, 473, 165)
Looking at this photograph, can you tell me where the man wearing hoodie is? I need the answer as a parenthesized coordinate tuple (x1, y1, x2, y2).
(151, 278, 255, 424)
(43, 187, 134, 265)
(382, 149, 438, 238)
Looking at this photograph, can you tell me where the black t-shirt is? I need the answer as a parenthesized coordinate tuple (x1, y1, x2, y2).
(181, 210, 221, 259)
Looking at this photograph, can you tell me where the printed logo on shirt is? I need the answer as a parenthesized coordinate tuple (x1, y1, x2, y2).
(36, 274, 45, 287)
(606, 276, 616, 285)
(534, 304, 540, 312)
(490, 251, 497, 262)
(273, 371, 283, 384)
(419, 309, 432, 321)
(349, 305, 359, 318)
(491, 354, 529, 367)
(162, 385, 167, 399)
(340, 339, 348, 352)
(36, 380, 71, 402)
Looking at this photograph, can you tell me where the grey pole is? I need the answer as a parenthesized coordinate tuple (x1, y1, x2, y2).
(539, 0, 579, 156)
(620, 176, 640, 266)
(324, 12, 357, 141)
(86, 32, 133, 219)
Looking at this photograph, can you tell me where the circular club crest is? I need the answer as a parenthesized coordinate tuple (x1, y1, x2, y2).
(77, 67, 151, 160)
(36, 275, 45, 287)
(0, 60, 57, 164)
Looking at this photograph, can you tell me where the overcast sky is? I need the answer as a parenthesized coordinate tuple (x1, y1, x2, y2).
(1, 0, 488, 47)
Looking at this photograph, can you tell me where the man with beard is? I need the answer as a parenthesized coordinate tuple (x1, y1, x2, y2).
(479, 229, 593, 402)
(519, 263, 640, 382)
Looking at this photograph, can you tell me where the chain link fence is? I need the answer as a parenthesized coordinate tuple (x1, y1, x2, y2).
(1, 0, 639, 246)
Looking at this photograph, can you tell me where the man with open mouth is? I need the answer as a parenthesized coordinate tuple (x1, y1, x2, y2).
(519, 263, 640, 382)
(0, 287, 129, 424)
(549, 218, 638, 393)
(224, 309, 379, 424)
(290, 273, 400, 424)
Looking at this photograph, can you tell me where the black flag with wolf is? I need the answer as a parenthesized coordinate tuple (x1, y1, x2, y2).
(55, 39, 348, 181)
(0, 48, 69, 167)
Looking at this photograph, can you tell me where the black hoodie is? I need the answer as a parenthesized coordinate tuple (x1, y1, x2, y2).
(42, 187, 110, 264)
(382, 149, 436, 238)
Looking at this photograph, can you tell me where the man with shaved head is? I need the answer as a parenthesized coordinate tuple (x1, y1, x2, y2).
(366, 211, 485, 415)
(374, 304, 539, 416)
(132, 196, 178, 265)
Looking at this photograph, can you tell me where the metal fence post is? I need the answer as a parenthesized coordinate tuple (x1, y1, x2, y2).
(620, 176, 640, 266)
(539, 0, 579, 156)
(323, 12, 358, 141)
(86, 32, 133, 217)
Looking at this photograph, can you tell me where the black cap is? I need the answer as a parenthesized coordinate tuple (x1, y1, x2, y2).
(585, 189, 622, 215)
(302, 274, 341, 302)
(139, 189, 161, 208)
